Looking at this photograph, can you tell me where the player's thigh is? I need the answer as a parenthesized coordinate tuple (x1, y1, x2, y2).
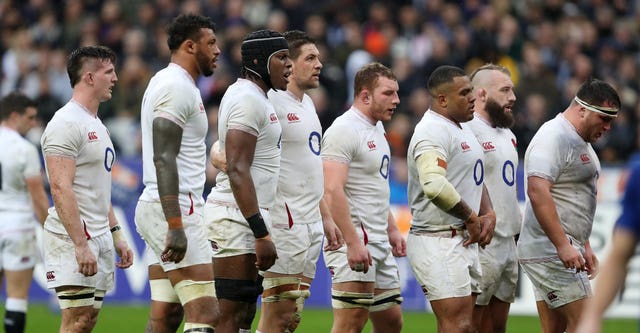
(268, 223, 313, 275)
(4, 268, 34, 298)
(1, 228, 39, 271)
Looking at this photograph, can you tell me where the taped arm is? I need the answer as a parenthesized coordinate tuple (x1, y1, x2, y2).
(416, 150, 473, 220)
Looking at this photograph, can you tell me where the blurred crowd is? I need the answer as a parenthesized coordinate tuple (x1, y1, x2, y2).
(1, 0, 639, 185)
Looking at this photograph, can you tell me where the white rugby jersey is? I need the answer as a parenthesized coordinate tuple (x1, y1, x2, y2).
(468, 116, 521, 238)
(41, 100, 115, 237)
(0, 126, 42, 228)
(407, 110, 484, 231)
(321, 107, 390, 242)
(139, 63, 208, 215)
(268, 90, 322, 226)
(208, 79, 281, 209)
(518, 113, 600, 259)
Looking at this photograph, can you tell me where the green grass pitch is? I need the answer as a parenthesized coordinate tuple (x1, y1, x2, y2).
(7, 303, 637, 332)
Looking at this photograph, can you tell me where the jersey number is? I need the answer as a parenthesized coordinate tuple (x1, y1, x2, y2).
(379, 155, 390, 179)
(474, 159, 484, 185)
(104, 147, 115, 172)
(502, 160, 515, 186)
(308, 131, 321, 156)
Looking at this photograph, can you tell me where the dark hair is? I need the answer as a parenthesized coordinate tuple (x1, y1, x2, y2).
(0, 92, 36, 121)
(283, 30, 315, 60)
(67, 46, 117, 87)
(426, 65, 467, 97)
(575, 78, 621, 111)
(166, 14, 216, 51)
(353, 62, 396, 97)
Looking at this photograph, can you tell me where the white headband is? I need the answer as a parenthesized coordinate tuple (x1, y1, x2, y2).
(574, 96, 618, 117)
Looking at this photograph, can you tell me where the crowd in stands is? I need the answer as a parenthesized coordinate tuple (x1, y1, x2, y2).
(1, 0, 639, 188)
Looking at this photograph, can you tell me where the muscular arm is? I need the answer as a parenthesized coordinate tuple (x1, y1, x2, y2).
(323, 159, 372, 272)
(477, 185, 496, 247)
(25, 173, 49, 225)
(46, 154, 96, 276)
(225, 129, 260, 217)
(528, 176, 584, 270)
(152, 117, 186, 262)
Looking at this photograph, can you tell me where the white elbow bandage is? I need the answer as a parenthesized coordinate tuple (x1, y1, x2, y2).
(417, 151, 461, 211)
(111, 228, 125, 246)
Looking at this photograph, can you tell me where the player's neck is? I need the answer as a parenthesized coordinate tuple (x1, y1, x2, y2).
(70, 94, 99, 118)
(287, 83, 305, 101)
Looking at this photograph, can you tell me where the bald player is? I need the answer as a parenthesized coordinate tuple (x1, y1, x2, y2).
(467, 64, 520, 333)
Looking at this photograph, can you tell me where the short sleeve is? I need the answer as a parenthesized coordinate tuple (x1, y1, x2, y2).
(525, 133, 562, 183)
(321, 123, 358, 163)
(226, 94, 264, 136)
(22, 142, 41, 178)
(41, 120, 82, 159)
(152, 84, 195, 127)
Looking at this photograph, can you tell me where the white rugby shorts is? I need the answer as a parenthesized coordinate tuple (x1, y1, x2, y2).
(268, 221, 323, 278)
(135, 200, 212, 271)
(407, 233, 481, 301)
(44, 230, 114, 291)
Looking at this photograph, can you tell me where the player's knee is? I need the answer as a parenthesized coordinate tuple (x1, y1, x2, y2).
(331, 289, 374, 310)
(215, 278, 262, 303)
(284, 282, 311, 333)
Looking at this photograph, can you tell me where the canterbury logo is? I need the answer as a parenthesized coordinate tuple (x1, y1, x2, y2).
(269, 113, 278, 123)
(46, 271, 55, 281)
(461, 142, 470, 151)
(88, 131, 98, 141)
(481, 142, 495, 151)
(580, 154, 590, 163)
(547, 291, 558, 302)
(287, 113, 300, 122)
(199, 103, 205, 112)
(367, 140, 376, 149)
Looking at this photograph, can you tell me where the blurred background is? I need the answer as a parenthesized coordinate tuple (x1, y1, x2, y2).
(1, 0, 639, 317)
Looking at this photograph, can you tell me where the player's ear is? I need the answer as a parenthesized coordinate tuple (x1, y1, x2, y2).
(185, 39, 195, 54)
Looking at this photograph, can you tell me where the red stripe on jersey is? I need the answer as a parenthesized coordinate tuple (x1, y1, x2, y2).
(285, 203, 294, 229)
(188, 193, 194, 215)
(82, 219, 91, 240)
(360, 224, 368, 245)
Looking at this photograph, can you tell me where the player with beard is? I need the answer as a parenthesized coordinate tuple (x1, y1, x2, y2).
(136, 14, 221, 333)
(467, 64, 521, 333)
